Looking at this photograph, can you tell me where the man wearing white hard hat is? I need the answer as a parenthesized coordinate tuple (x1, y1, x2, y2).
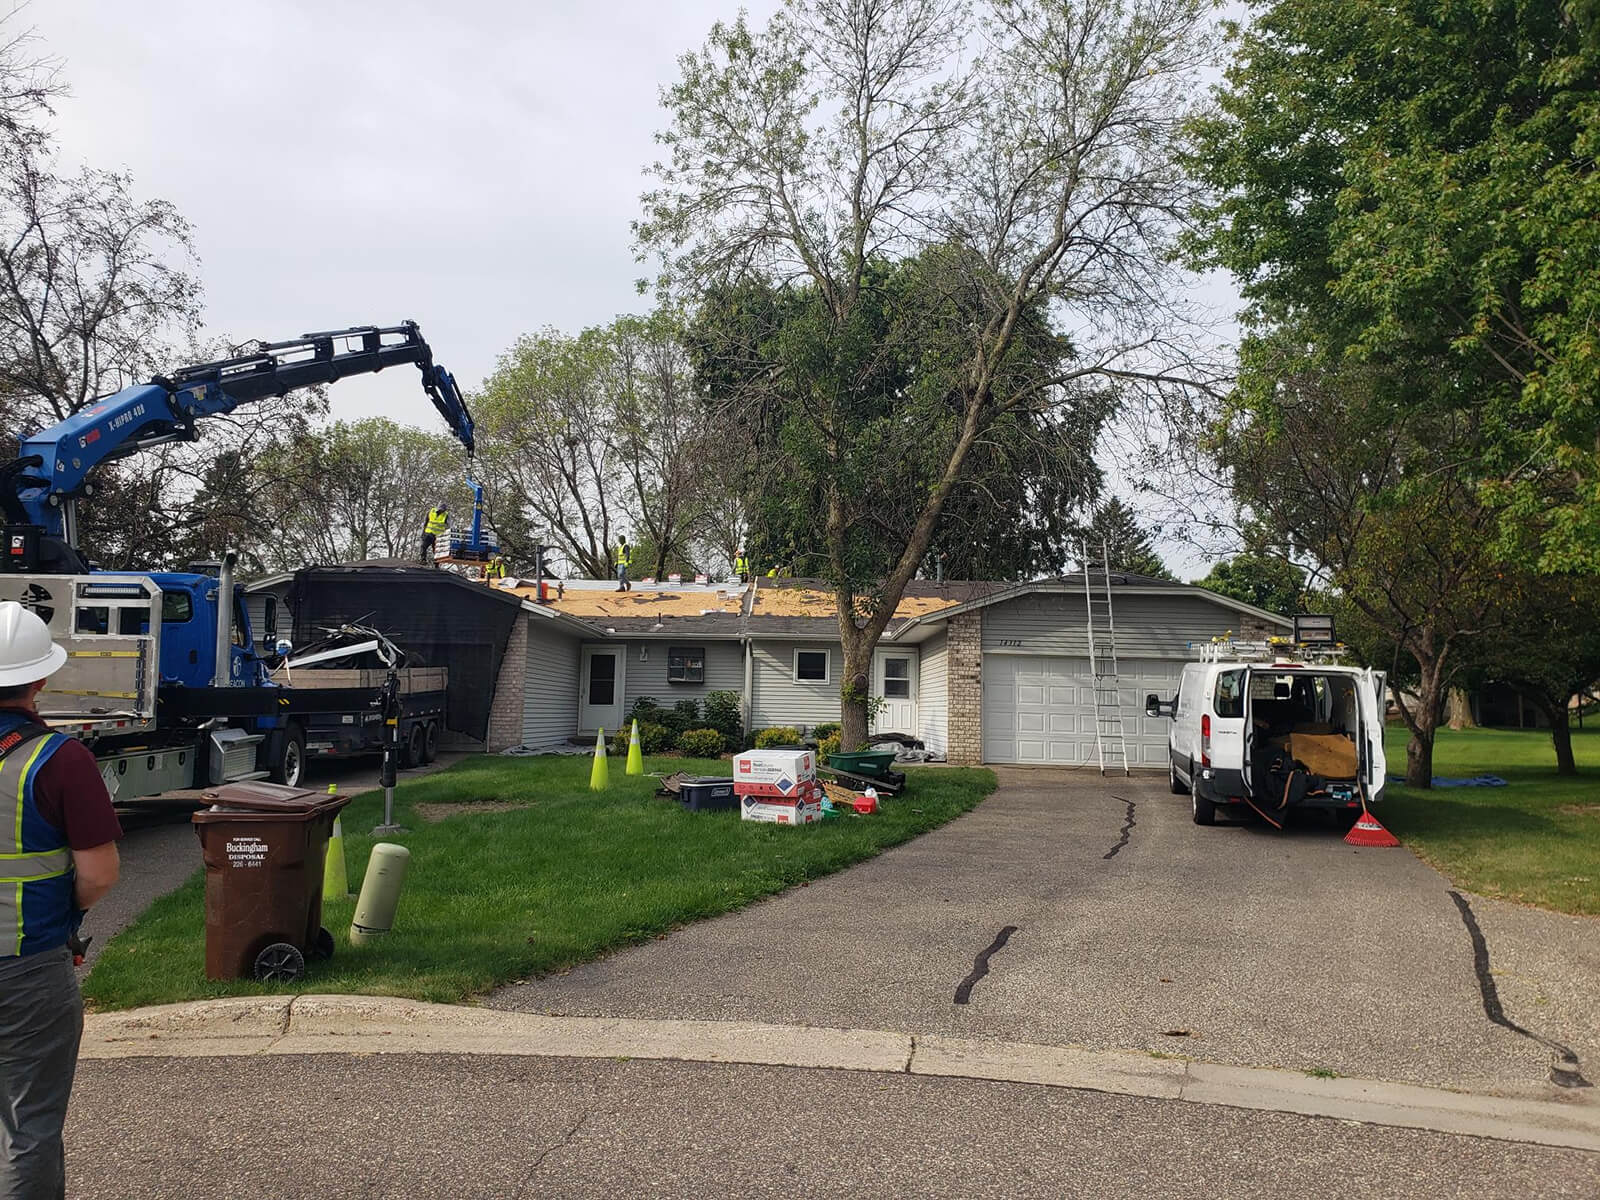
(0, 601, 120, 1199)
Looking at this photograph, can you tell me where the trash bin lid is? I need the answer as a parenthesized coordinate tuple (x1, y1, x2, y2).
(199, 782, 345, 814)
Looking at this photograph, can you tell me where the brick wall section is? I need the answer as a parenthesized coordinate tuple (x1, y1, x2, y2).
(946, 611, 984, 764)
(484, 612, 529, 752)
(1239, 615, 1284, 641)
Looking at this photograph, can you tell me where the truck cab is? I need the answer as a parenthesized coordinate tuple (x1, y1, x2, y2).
(144, 571, 269, 690)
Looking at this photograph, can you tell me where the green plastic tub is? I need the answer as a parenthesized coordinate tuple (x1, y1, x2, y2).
(825, 750, 898, 778)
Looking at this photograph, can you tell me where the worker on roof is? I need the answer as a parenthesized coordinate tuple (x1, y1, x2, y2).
(615, 537, 632, 593)
(485, 554, 507, 583)
(421, 505, 448, 564)
(734, 549, 749, 583)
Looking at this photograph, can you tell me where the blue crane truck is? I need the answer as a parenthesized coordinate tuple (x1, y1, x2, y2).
(0, 322, 472, 803)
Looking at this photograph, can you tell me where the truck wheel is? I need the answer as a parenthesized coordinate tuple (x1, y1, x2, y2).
(1191, 773, 1216, 826)
(271, 726, 305, 787)
(422, 721, 439, 764)
(1169, 758, 1187, 795)
(403, 722, 426, 769)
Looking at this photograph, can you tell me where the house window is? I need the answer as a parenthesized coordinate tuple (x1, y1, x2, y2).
(794, 649, 829, 683)
(883, 657, 911, 699)
(667, 646, 705, 684)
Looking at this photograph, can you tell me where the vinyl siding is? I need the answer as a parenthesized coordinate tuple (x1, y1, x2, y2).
(749, 640, 842, 730)
(982, 591, 1267, 660)
(617, 639, 744, 715)
(522, 623, 581, 749)
(917, 633, 948, 753)
(244, 588, 291, 647)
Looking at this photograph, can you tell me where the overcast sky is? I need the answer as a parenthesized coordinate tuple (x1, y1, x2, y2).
(30, 0, 785, 425)
(31, 0, 1237, 576)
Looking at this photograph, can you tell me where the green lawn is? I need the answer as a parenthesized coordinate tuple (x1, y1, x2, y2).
(83, 756, 996, 1012)
(1380, 726, 1599, 916)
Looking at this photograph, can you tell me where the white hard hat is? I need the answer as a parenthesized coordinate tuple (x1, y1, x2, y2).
(0, 601, 67, 688)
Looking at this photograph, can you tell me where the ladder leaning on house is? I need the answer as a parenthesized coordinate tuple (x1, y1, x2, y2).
(1083, 539, 1130, 776)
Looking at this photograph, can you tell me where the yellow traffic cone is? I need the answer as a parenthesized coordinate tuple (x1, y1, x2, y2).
(590, 726, 609, 791)
(626, 719, 644, 775)
(323, 783, 349, 898)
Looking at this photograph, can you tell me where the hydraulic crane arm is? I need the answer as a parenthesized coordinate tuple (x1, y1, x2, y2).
(2, 321, 475, 546)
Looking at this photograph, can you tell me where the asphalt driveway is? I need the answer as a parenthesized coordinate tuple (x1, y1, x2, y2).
(492, 768, 1600, 1098)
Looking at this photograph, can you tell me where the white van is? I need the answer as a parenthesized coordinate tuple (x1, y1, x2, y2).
(1146, 643, 1387, 827)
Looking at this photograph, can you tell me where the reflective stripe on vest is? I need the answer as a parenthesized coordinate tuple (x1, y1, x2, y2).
(425, 509, 448, 535)
(0, 726, 71, 958)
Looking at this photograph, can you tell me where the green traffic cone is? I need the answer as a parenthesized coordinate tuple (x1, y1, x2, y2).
(590, 726, 609, 791)
(626, 719, 644, 775)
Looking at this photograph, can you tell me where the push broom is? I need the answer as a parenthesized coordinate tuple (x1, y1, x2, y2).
(1345, 780, 1400, 847)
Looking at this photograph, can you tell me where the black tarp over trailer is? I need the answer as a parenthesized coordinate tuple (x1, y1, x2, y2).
(288, 566, 520, 741)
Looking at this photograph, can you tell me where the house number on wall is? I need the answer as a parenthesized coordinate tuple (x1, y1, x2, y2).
(998, 638, 1022, 647)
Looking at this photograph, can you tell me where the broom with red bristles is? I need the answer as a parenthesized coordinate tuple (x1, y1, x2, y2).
(1345, 780, 1400, 847)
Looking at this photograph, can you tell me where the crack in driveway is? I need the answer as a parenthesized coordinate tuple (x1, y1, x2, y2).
(1103, 796, 1136, 859)
(1448, 891, 1590, 1089)
(954, 926, 1018, 1005)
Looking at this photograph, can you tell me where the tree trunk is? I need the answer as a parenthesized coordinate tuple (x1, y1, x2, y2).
(1528, 693, 1579, 777)
(1445, 687, 1476, 730)
(1403, 653, 1447, 788)
(837, 622, 873, 752)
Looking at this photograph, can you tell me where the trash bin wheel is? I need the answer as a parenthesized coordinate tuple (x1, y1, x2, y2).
(310, 927, 335, 961)
(253, 942, 306, 982)
(422, 721, 439, 764)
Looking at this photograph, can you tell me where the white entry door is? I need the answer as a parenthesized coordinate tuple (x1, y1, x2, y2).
(579, 645, 625, 733)
(872, 649, 918, 736)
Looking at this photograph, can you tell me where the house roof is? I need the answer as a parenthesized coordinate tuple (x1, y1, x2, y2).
(503, 579, 747, 637)
(885, 572, 1293, 638)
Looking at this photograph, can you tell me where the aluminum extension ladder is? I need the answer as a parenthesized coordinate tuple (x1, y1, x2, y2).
(1083, 540, 1130, 776)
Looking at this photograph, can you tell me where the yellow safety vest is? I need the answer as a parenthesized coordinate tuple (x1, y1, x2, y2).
(425, 508, 448, 535)
(616, 544, 632, 568)
(0, 722, 74, 958)
(486, 558, 506, 580)
(735, 556, 749, 576)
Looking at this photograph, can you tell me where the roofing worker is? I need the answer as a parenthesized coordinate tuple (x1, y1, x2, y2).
(615, 537, 632, 593)
(0, 601, 120, 1199)
(421, 505, 449, 563)
(734, 549, 749, 584)
(485, 554, 507, 583)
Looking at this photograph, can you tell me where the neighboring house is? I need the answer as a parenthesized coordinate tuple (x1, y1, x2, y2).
(248, 565, 1291, 765)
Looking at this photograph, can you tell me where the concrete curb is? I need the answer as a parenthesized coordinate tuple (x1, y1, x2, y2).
(82, 996, 1600, 1153)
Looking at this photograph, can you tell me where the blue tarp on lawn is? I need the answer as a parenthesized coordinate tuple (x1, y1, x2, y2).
(1386, 774, 1508, 788)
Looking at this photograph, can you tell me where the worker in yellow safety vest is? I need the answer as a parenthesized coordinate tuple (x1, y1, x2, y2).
(485, 555, 507, 582)
(615, 537, 632, 592)
(734, 549, 749, 583)
(421, 506, 448, 563)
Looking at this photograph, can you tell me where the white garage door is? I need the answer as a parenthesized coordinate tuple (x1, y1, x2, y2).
(982, 656, 1184, 767)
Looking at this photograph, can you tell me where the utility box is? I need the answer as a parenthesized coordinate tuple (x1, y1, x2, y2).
(192, 782, 350, 981)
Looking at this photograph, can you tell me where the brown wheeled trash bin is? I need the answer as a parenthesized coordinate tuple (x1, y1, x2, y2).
(192, 782, 351, 982)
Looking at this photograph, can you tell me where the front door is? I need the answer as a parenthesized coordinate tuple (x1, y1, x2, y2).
(579, 645, 625, 733)
(872, 650, 917, 736)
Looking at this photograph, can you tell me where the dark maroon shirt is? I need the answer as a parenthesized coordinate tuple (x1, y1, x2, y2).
(1, 706, 122, 850)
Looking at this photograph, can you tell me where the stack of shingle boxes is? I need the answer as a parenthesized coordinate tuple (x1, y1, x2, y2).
(734, 749, 823, 824)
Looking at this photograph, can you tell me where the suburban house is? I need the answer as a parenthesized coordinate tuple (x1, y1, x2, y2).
(248, 566, 1291, 767)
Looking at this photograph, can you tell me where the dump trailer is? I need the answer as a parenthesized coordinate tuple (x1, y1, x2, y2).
(271, 647, 447, 769)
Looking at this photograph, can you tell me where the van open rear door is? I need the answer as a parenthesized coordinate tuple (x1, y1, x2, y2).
(1361, 668, 1388, 793)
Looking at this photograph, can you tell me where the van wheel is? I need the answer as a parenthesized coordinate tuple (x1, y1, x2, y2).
(1169, 759, 1186, 795)
(1191, 774, 1216, 826)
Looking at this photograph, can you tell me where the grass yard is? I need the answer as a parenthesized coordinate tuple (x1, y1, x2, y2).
(1380, 726, 1599, 916)
(83, 756, 996, 1012)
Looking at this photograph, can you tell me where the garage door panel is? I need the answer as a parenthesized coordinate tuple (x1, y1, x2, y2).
(983, 655, 1183, 767)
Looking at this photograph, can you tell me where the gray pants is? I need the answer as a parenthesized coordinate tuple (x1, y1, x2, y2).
(0, 947, 82, 1200)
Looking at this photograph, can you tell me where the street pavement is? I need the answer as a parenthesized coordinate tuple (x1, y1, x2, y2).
(492, 768, 1599, 1097)
(66, 1052, 1598, 1199)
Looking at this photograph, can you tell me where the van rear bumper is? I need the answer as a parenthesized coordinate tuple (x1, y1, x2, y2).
(1193, 766, 1245, 804)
